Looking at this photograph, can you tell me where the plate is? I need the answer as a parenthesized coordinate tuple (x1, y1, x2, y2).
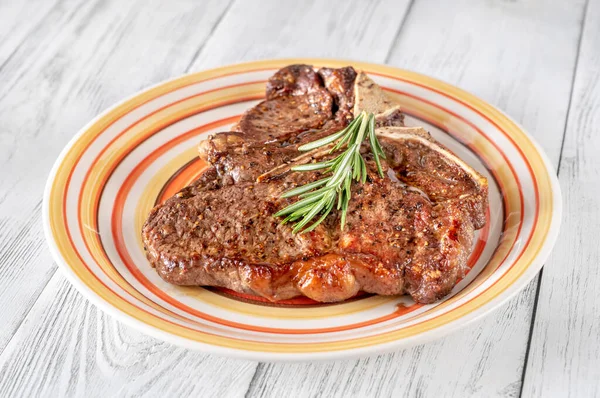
(43, 59, 561, 361)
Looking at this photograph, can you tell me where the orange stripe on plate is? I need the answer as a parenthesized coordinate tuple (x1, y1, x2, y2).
(47, 60, 553, 352)
(107, 106, 498, 333)
(90, 90, 510, 333)
(110, 122, 425, 334)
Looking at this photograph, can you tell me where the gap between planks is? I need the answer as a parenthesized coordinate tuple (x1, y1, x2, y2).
(0, 0, 237, 359)
(518, 0, 591, 395)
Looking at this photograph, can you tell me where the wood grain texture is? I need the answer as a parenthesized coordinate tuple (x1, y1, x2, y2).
(0, 0, 232, 352)
(0, 0, 594, 396)
(0, 0, 413, 396)
(247, 293, 536, 398)
(0, 0, 56, 69)
(521, 0, 600, 396)
(0, 275, 256, 397)
(246, 0, 586, 397)
(187, 0, 413, 71)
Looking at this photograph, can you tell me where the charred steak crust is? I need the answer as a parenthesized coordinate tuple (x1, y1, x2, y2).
(265, 64, 325, 98)
(142, 65, 488, 304)
(198, 66, 356, 186)
(317, 66, 357, 122)
(235, 64, 334, 141)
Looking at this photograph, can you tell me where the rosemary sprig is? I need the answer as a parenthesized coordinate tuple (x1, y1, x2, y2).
(274, 111, 386, 233)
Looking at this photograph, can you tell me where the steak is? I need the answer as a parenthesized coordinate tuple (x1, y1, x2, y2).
(142, 65, 488, 304)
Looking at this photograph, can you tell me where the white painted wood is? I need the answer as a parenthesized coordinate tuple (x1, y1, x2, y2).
(246, 0, 585, 397)
(0, 0, 256, 395)
(0, 0, 593, 396)
(248, 294, 537, 398)
(0, 275, 257, 397)
(0, 0, 232, 352)
(0, 0, 57, 68)
(188, 0, 412, 71)
(521, 1, 600, 396)
(0, 0, 413, 396)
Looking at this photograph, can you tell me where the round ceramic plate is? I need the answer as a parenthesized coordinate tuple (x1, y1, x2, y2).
(43, 59, 561, 361)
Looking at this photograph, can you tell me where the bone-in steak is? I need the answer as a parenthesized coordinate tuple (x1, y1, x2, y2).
(142, 65, 488, 304)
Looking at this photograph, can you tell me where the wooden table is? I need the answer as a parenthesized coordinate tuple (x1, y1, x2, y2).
(0, 0, 597, 396)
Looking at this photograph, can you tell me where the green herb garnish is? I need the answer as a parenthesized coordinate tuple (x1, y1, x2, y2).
(274, 111, 386, 233)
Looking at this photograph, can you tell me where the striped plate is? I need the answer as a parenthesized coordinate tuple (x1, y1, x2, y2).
(43, 59, 562, 361)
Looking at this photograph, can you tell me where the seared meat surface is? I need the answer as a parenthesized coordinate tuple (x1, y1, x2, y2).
(142, 65, 488, 304)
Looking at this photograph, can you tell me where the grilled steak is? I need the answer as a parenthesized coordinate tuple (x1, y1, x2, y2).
(142, 65, 488, 304)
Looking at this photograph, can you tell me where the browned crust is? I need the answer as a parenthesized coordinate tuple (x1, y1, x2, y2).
(142, 65, 488, 304)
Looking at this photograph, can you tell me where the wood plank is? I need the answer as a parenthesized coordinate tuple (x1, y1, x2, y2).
(0, 0, 93, 352)
(0, 275, 257, 397)
(0, 0, 413, 395)
(187, 0, 413, 71)
(0, 0, 57, 68)
(521, 0, 600, 396)
(0, 0, 256, 396)
(245, 0, 585, 396)
(0, 0, 232, 351)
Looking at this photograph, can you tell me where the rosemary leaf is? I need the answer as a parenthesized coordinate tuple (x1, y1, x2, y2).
(280, 178, 329, 198)
(302, 194, 335, 233)
(297, 117, 357, 151)
(273, 194, 322, 217)
(292, 198, 328, 233)
(291, 160, 333, 171)
(360, 154, 367, 183)
(331, 116, 361, 152)
(299, 185, 336, 199)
